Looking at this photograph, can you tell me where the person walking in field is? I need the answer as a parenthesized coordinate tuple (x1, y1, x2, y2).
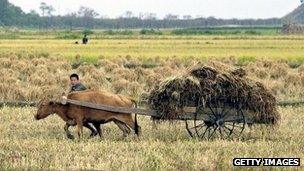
(82, 34, 88, 44)
(69, 73, 87, 92)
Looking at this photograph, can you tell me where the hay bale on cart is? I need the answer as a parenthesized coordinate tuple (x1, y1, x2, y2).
(148, 76, 202, 119)
(148, 65, 280, 139)
(189, 66, 279, 124)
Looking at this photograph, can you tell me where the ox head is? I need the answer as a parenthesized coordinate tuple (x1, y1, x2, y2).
(35, 98, 56, 120)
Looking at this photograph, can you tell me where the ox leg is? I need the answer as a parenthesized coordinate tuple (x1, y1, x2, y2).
(92, 123, 103, 138)
(118, 117, 141, 136)
(64, 123, 74, 139)
(65, 120, 77, 139)
(83, 122, 98, 138)
(64, 120, 98, 139)
(76, 119, 84, 140)
(114, 120, 131, 137)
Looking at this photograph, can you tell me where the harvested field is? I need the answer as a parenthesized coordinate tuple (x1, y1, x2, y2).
(0, 106, 304, 170)
(0, 35, 304, 170)
(1, 53, 304, 103)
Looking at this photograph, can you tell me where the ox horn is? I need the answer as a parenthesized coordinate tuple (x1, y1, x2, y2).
(60, 96, 68, 105)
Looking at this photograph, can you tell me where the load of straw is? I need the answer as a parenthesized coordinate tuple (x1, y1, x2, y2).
(148, 65, 279, 124)
(148, 76, 202, 119)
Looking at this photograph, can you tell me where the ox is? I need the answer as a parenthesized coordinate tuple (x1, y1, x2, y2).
(35, 90, 140, 139)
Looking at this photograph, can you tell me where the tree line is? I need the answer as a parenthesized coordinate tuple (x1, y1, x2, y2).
(0, 0, 282, 29)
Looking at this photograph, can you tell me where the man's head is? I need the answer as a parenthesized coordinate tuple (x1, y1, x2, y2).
(70, 73, 80, 86)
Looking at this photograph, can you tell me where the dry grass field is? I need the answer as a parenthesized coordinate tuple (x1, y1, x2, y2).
(0, 34, 304, 170)
(0, 106, 304, 170)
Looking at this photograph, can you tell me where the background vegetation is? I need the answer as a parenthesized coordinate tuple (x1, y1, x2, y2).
(0, 0, 284, 29)
(0, 27, 283, 40)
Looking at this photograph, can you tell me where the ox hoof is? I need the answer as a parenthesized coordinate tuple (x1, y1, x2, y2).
(67, 134, 75, 140)
(89, 132, 98, 138)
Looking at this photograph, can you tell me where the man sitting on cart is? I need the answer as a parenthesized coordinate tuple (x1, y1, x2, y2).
(69, 73, 87, 92)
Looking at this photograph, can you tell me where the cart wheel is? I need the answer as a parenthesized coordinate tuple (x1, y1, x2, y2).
(185, 104, 205, 138)
(185, 120, 195, 138)
(185, 102, 246, 140)
(185, 104, 211, 138)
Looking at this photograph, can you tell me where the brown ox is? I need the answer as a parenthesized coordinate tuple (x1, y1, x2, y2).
(35, 90, 140, 139)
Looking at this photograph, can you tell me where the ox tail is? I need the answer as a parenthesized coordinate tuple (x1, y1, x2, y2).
(131, 98, 140, 136)
(134, 114, 140, 135)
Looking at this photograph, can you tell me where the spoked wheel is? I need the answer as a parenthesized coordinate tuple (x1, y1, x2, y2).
(185, 102, 246, 140)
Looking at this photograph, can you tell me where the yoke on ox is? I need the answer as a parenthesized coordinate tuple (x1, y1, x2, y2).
(35, 90, 140, 139)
